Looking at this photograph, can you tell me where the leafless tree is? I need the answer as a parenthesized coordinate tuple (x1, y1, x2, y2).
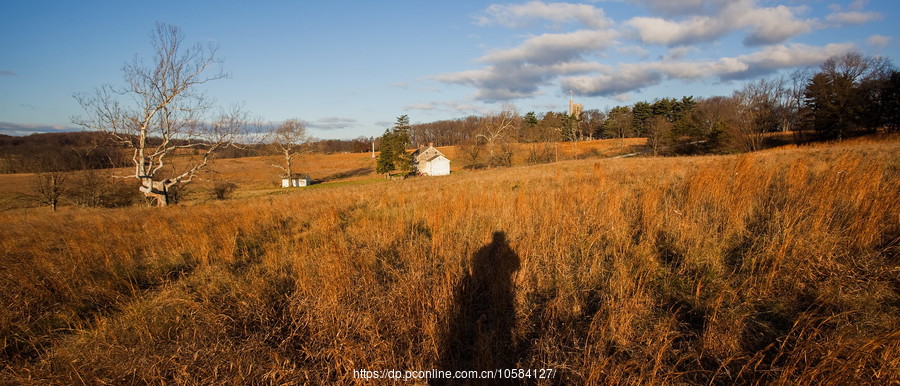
(73, 23, 247, 207)
(646, 116, 673, 156)
(268, 118, 310, 178)
(604, 106, 633, 149)
(786, 68, 814, 137)
(33, 172, 67, 211)
(477, 104, 520, 167)
(732, 77, 787, 152)
(693, 96, 733, 137)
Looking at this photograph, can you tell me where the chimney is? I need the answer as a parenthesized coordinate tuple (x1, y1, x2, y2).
(428, 142, 433, 148)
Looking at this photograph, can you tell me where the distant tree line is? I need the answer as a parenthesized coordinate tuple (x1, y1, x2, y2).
(401, 51, 898, 158)
(0, 132, 128, 174)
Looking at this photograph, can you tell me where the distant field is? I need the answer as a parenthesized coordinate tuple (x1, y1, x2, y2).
(1, 135, 897, 384)
(0, 137, 646, 209)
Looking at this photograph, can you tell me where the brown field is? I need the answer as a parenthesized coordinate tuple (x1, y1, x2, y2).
(0, 135, 898, 384)
(0, 137, 647, 209)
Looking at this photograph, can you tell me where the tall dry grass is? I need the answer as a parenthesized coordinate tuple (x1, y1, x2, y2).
(1, 136, 897, 384)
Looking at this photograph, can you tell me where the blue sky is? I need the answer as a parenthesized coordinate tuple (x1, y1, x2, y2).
(1, 0, 897, 139)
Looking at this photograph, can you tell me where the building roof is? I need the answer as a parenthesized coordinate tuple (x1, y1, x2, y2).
(411, 145, 446, 163)
(425, 154, 447, 163)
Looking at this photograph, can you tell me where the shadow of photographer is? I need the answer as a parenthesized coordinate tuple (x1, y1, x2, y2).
(437, 231, 521, 384)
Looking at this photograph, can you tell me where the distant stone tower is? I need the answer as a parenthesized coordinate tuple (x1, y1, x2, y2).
(568, 93, 583, 119)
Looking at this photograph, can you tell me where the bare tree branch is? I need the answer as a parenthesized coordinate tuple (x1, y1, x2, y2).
(72, 22, 245, 207)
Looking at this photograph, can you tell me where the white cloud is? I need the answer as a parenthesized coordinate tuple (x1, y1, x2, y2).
(477, 1, 613, 29)
(866, 34, 891, 48)
(825, 11, 882, 25)
(739, 5, 815, 45)
(560, 43, 855, 97)
(730, 43, 854, 77)
(850, 0, 869, 11)
(627, 16, 724, 46)
(662, 46, 699, 61)
(434, 1, 864, 106)
(480, 29, 618, 65)
(616, 45, 651, 58)
(631, 0, 731, 17)
(626, 0, 815, 46)
(303, 117, 358, 130)
(433, 29, 617, 101)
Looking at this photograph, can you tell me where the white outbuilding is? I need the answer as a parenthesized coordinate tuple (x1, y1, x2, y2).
(282, 174, 310, 188)
(411, 143, 451, 176)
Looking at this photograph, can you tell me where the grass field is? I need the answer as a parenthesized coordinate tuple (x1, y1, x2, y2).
(0, 135, 897, 384)
(0, 137, 647, 210)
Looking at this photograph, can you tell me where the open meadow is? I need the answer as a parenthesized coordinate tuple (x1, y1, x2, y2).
(0, 138, 648, 209)
(0, 136, 898, 384)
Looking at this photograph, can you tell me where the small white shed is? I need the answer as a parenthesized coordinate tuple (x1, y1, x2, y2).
(411, 143, 451, 176)
(282, 175, 310, 188)
(421, 155, 450, 176)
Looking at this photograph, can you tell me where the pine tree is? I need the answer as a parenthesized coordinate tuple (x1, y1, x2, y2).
(376, 116, 412, 177)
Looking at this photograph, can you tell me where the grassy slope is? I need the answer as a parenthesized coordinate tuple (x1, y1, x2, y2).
(0, 136, 897, 384)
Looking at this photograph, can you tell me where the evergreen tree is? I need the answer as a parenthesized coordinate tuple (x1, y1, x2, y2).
(376, 116, 412, 176)
(631, 101, 653, 137)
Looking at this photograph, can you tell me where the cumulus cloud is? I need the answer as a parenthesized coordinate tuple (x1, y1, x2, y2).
(825, 11, 882, 25)
(431, 1, 866, 106)
(849, 0, 869, 11)
(866, 34, 891, 48)
(477, 0, 613, 29)
(631, 0, 731, 17)
(433, 29, 617, 101)
(560, 43, 855, 97)
(481, 29, 618, 65)
(626, 0, 814, 46)
(627, 16, 724, 46)
(662, 46, 699, 61)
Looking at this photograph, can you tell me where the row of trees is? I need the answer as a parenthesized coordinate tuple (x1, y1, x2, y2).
(0, 132, 129, 174)
(598, 52, 898, 155)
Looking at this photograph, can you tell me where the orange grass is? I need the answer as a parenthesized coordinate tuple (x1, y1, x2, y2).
(0, 135, 897, 384)
(0, 137, 646, 209)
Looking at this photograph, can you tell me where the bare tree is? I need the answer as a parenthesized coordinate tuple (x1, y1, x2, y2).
(73, 23, 247, 207)
(604, 106, 633, 149)
(646, 116, 673, 156)
(732, 77, 786, 152)
(477, 104, 520, 167)
(33, 172, 67, 212)
(268, 118, 310, 179)
(786, 68, 814, 137)
(693, 96, 732, 136)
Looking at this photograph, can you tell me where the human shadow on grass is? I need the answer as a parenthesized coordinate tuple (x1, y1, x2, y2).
(434, 231, 521, 385)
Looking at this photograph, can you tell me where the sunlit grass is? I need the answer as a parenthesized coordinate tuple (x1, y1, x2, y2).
(1, 135, 897, 384)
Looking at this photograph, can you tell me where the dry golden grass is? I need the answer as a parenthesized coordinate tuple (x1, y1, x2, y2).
(0, 135, 897, 384)
(0, 137, 645, 210)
